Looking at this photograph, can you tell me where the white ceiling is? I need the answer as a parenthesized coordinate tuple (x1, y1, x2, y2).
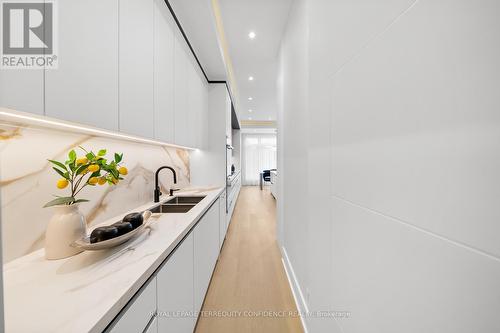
(170, 0, 292, 122)
(218, 0, 292, 121)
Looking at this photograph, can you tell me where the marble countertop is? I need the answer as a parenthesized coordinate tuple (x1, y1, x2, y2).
(3, 186, 224, 333)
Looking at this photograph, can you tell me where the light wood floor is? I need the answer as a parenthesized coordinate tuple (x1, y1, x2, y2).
(195, 186, 303, 333)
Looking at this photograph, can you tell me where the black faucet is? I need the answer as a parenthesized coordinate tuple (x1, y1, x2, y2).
(154, 166, 178, 202)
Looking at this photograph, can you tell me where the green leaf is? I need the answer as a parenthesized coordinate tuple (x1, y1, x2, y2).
(114, 153, 122, 163)
(48, 159, 67, 171)
(73, 199, 90, 204)
(98, 149, 107, 156)
(75, 164, 88, 175)
(86, 152, 96, 161)
(43, 196, 75, 208)
(68, 149, 77, 162)
(110, 169, 119, 179)
(52, 167, 69, 179)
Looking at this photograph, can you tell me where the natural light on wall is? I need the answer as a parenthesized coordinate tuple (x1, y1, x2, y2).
(242, 133, 277, 185)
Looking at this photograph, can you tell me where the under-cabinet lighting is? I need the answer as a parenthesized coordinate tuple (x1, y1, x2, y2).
(0, 108, 197, 151)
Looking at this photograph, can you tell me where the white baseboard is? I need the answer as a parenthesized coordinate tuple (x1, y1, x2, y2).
(280, 246, 309, 333)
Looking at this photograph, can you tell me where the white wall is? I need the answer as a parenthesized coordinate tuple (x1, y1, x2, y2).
(279, 0, 500, 332)
(277, 0, 310, 324)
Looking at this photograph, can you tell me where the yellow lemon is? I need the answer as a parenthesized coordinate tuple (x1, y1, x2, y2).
(87, 164, 100, 172)
(98, 177, 107, 185)
(118, 166, 128, 175)
(88, 177, 98, 185)
(56, 178, 69, 189)
(76, 157, 88, 165)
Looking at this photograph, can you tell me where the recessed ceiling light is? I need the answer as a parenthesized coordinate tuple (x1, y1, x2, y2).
(248, 76, 254, 81)
(248, 31, 256, 39)
(249, 109, 252, 113)
(248, 117, 252, 120)
(248, 97, 253, 101)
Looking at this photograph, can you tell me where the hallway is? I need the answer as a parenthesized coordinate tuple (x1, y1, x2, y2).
(196, 186, 303, 333)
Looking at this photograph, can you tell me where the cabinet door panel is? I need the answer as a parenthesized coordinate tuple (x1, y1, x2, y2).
(157, 233, 194, 333)
(0, 70, 43, 115)
(194, 200, 220, 312)
(153, 0, 175, 143)
(219, 192, 227, 249)
(45, 0, 119, 130)
(108, 277, 157, 333)
(173, 28, 189, 146)
(119, 0, 154, 138)
(187, 62, 198, 148)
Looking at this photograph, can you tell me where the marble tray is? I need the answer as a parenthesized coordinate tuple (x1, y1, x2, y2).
(72, 211, 152, 251)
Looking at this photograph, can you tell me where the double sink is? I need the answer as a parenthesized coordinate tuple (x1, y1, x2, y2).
(151, 196, 206, 214)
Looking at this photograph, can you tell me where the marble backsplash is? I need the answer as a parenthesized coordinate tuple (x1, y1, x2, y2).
(0, 123, 190, 263)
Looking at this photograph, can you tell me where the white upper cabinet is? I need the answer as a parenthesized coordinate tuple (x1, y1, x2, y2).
(119, 0, 154, 138)
(153, 0, 175, 143)
(2, 0, 208, 147)
(173, 28, 190, 147)
(45, 0, 119, 131)
(187, 57, 199, 148)
(0, 70, 44, 115)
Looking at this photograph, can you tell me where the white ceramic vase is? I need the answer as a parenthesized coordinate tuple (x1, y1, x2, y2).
(45, 204, 86, 260)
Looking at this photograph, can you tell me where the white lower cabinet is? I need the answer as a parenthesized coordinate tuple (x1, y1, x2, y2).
(219, 192, 227, 249)
(107, 195, 223, 332)
(144, 317, 158, 333)
(157, 233, 195, 333)
(107, 277, 157, 333)
(194, 199, 220, 313)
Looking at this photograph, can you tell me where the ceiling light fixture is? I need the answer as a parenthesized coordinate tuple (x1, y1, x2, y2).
(248, 97, 253, 101)
(248, 117, 252, 120)
(248, 31, 256, 39)
(248, 76, 254, 81)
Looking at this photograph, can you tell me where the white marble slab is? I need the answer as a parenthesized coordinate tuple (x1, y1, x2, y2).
(0, 122, 190, 262)
(3, 187, 224, 333)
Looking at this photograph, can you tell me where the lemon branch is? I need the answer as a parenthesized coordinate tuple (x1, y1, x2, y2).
(44, 147, 127, 208)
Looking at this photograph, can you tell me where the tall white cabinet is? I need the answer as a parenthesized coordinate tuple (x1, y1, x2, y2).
(0, 0, 208, 149)
(119, 0, 154, 138)
(45, 0, 120, 131)
(153, 0, 175, 143)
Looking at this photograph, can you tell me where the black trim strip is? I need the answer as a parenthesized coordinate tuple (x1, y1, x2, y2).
(161, 2, 239, 125)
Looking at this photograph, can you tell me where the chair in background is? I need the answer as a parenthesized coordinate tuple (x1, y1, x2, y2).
(260, 169, 276, 190)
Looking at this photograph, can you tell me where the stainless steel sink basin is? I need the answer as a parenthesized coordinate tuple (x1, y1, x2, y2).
(150, 196, 206, 214)
(151, 204, 195, 213)
(165, 196, 206, 204)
